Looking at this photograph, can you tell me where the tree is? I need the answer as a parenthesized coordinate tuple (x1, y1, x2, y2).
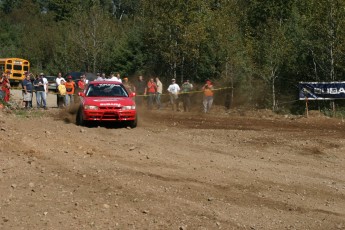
(241, 0, 297, 110)
(208, 0, 254, 107)
(141, 0, 210, 81)
(68, 2, 114, 73)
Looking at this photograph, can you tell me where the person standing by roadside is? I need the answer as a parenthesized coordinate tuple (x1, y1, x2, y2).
(135, 75, 147, 106)
(202, 80, 214, 113)
(58, 79, 67, 108)
(0, 72, 5, 100)
(55, 72, 65, 107)
(147, 78, 157, 110)
(1, 71, 11, 102)
(101, 73, 106, 81)
(22, 72, 33, 108)
(108, 72, 121, 82)
(115, 72, 122, 83)
(78, 73, 88, 91)
(33, 74, 47, 109)
(181, 79, 193, 112)
(167, 78, 180, 111)
(95, 73, 103, 81)
(65, 76, 75, 106)
(40, 73, 49, 105)
(123, 77, 134, 94)
(155, 77, 163, 109)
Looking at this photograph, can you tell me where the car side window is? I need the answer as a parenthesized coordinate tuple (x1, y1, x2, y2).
(86, 85, 95, 96)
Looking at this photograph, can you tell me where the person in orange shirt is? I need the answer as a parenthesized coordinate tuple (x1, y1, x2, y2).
(202, 79, 214, 113)
(147, 77, 157, 110)
(65, 76, 75, 106)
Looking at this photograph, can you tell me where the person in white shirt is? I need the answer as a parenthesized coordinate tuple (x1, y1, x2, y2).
(116, 72, 122, 83)
(107, 73, 121, 82)
(95, 73, 103, 81)
(41, 73, 48, 93)
(40, 73, 49, 105)
(167, 78, 180, 111)
(107, 72, 122, 82)
(55, 72, 65, 86)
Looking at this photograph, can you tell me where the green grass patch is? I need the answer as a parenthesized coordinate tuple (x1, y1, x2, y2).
(13, 109, 45, 118)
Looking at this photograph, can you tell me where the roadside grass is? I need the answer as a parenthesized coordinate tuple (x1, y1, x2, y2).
(13, 109, 45, 118)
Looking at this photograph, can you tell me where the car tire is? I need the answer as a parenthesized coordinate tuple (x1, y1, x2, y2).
(128, 116, 137, 128)
(76, 108, 86, 126)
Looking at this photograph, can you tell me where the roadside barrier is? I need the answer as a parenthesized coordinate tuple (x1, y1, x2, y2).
(135, 86, 234, 97)
(10, 86, 234, 97)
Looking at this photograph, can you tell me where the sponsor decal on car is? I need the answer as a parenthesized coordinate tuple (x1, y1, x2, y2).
(93, 98, 121, 102)
(99, 103, 121, 106)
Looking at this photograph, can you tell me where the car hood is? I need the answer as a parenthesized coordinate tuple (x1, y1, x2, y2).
(82, 97, 135, 107)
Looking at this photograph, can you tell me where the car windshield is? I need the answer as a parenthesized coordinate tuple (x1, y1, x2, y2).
(85, 84, 128, 97)
(45, 76, 56, 82)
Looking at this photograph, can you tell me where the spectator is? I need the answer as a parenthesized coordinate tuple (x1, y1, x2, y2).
(58, 79, 67, 108)
(1, 71, 11, 102)
(135, 75, 147, 106)
(22, 72, 33, 108)
(123, 77, 134, 94)
(202, 80, 214, 113)
(101, 73, 106, 80)
(116, 72, 122, 83)
(78, 73, 88, 90)
(65, 76, 75, 106)
(40, 73, 49, 105)
(95, 73, 103, 81)
(181, 79, 193, 112)
(155, 77, 163, 109)
(55, 72, 65, 107)
(108, 72, 121, 82)
(33, 74, 47, 109)
(0, 72, 6, 100)
(167, 78, 180, 111)
(147, 78, 157, 110)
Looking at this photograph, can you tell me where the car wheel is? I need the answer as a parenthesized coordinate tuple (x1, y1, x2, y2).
(76, 108, 86, 126)
(128, 116, 137, 128)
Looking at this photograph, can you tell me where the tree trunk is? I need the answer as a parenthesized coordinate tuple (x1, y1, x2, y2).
(226, 60, 234, 109)
(181, 56, 184, 83)
(272, 72, 276, 112)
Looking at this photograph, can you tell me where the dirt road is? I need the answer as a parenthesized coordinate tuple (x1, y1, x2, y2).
(0, 91, 344, 229)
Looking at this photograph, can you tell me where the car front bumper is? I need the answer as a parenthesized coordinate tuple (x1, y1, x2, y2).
(83, 109, 136, 121)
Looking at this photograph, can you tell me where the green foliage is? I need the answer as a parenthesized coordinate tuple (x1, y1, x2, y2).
(2, 0, 345, 112)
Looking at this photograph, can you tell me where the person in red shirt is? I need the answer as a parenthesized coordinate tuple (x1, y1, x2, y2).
(1, 71, 11, 102)
(77, 73, 88, 91)
(147, 77, 157, 110)
(65, 76, 75, 106)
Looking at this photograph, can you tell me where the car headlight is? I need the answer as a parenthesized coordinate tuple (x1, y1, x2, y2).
(121, 105, 136, 110)
(84, 105, 99, 110)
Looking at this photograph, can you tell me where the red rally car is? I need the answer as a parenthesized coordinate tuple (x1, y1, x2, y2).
(76, 81, 137, 127)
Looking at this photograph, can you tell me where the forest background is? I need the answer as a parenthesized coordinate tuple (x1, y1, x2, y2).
(1, 0, 345, 114)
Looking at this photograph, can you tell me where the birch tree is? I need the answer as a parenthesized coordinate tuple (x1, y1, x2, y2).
(68, 2, 114, 73)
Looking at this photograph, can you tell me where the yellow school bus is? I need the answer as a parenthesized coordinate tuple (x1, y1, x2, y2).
(0, 58, 30, 85)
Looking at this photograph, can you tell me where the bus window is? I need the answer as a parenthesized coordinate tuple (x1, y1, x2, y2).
(6, 64, 12, 70)
(13, 65, 22, 71)
(24, 66, 29, 71)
